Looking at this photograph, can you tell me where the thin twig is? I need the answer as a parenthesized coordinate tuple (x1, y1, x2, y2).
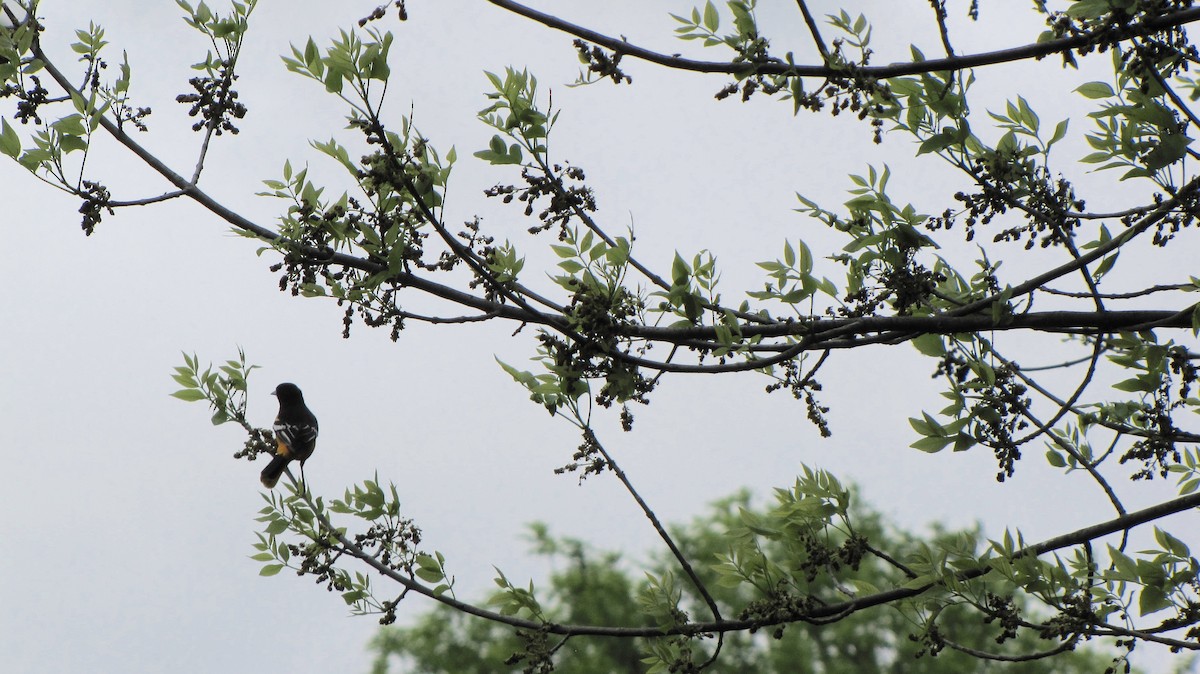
(941, 637, 1077, 661)
(793, 0, 830, 61)
(1041, 284, 1189, 300)
(928, 0, 956, 57)
(109, 189, 188, 207)
(586, 429, 724, 624)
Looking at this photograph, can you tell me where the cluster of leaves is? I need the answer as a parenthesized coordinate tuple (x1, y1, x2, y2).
(170, 349, 255, 427)
(370, 485, 1124, 674)
(0, 19, 104, 177)
(174, 0, 254, 134)
(170, 349, 274, 461)
(254, 477, 426, 626)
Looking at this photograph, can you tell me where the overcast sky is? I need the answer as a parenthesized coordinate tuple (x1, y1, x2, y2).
(3, 1, 1197, 672)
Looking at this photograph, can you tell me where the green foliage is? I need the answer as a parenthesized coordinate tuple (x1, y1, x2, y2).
(670, 1, 760, 54)
(475, 67, 556, 165)
(170, 348, 257, 428)
(369, 488, 1121, 674)
(254, 475, 429, 624)
(281, 27, 392, 100)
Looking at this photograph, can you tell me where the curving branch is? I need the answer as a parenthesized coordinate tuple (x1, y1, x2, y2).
(941, 637, 1079, 662)
(288, 464, 1200, 639)
(486, 0, 1200, 79)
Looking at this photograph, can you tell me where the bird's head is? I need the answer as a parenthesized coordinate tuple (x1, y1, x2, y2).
(273, 382, 305, 404)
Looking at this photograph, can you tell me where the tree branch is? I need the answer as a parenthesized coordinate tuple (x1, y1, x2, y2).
(585, 428, 723, 624)
(486, 1, 1200, 79)
(793, 0, 830, 62)
(288, 464, 1200, 639)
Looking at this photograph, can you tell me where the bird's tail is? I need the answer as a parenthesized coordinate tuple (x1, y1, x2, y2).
(260, 454, 291, 488)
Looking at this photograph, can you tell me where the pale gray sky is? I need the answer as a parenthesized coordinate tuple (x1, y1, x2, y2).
(3, 1, 1197, 672)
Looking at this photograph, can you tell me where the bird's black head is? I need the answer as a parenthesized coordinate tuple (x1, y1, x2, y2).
(273, 382, 305, 404)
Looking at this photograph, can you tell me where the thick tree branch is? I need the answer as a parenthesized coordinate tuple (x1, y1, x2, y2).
(628, 309, 1196, 344)
(486, 1, 1200, 79)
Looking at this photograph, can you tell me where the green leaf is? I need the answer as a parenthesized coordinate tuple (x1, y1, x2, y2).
(911, 435, 951, 453)
(415, 567, 445, 583)
(1107, 545, 1138, 581)
(1075, 82, 1114, 100)
(59, 135, 88, 154)
(916, 129, 957, 155)
(1065, 0, 1114, 19)
(900, 574, 934, 590)
(170, 388, 206, 402)
(1138, 586, 1172, 616)
(1154, 527, 1190, 557)
(911, 333, 945, 357)
(671, 252, 689, 283)
(1142, 134, 1192, 171)
(0, 119, 20, 158)
(702, 0, 719, 32)
(1047, 119, 1069, 148)
(264, 518, 289, 535)
(1112, 376, 1158, 393)
(52, 113, 87, 136)
(259, 564, 285, 577)
(323, 67, 344, 93)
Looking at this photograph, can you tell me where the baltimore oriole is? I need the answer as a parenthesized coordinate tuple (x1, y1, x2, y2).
(261, 382, 319, 489)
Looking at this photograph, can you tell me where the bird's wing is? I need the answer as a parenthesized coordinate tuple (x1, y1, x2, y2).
(275, 420, 318, 453)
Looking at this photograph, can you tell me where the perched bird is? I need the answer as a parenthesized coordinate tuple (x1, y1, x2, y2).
(261, 383, 319, 489)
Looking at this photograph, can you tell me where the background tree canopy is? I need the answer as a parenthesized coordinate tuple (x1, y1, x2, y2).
(5, 0, 1200, 672)
(370, 492, 1124, 673)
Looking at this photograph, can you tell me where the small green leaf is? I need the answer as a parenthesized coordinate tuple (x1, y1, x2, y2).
(1045, 449, 1067, 468)
(0, 119, 20, 158)
(259, 564, 285, 577)
(1138, 586, 1172, 616)
(415, 567, 444, 583)
(911, 333, 945, 357)
(1047, 119, 1069, 148)
(671, 252, 689, 283)
(900, 574, 934, 590)
(264, 518, 289, 535)
(1154, 527, 1190, 557)
(1112, 376, 1158, 393)
(911, 435, 951, 453)
(702, 0, 719, 32)
(59, 135, 88, 154)
(1075, 81, 1115, 100)
(1065, 0, 1114, 20)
